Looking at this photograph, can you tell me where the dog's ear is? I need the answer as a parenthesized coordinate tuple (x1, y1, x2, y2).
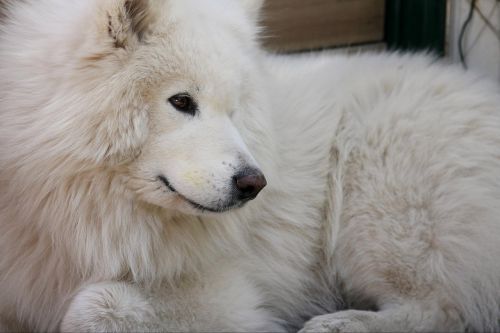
(105, 0, 154, 49)
(240, 0, 265, 22)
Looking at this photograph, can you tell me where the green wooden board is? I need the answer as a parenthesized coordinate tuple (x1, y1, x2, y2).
(385, 0, 447, 56)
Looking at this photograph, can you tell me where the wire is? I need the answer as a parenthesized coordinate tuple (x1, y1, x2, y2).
(458, 0, 477, 70)
(474, 1, 500, 41)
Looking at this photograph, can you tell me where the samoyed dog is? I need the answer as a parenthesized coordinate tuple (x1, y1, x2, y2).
(1, 0, 500, 331)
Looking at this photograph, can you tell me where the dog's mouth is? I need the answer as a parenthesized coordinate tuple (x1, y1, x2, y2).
(157, 175, 244, 213)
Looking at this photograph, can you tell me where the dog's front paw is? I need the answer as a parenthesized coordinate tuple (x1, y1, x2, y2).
(61, 282, 159, 332)
(299, 310, 380, 333)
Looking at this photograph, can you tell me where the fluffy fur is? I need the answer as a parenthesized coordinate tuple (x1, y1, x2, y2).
(1, 0, 500, 332)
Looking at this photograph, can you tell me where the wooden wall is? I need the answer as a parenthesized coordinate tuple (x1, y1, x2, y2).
(261, 0, 386, 52)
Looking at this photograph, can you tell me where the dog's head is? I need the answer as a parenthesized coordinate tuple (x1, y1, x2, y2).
(0, 0, 268, 215)
(119, 0, 268, 214)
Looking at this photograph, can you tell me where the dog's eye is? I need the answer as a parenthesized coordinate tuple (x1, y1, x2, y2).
(168, 93, 197, 116)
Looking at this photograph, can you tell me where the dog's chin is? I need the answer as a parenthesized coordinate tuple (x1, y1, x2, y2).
(177, 198, 247, 216)
(155, 175, 250, 216)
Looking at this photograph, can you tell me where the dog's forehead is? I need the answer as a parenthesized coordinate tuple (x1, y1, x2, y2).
(151, 0, 256, 42)
(125, 0, 259, 108)
(144, 9, 254, 93)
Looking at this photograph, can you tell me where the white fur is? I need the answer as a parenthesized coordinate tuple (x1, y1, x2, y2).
(1, 0, 500, 332)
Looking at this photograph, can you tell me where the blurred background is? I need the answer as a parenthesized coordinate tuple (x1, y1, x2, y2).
(260, 0, 500, 83)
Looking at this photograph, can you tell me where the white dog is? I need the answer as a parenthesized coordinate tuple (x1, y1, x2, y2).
(1, 0, 499, 332)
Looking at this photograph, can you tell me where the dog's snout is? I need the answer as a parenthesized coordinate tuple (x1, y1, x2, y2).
(233, 169, 267, 201)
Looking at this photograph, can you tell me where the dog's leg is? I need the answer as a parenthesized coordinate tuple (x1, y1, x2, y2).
(61, 267, 282, 332)
(0, 321, 10, 333)
(60, 282, 162, 332)
(300, 301, 464, 332)
(0, 318, 11, 333)
(0, 315, 25, 332)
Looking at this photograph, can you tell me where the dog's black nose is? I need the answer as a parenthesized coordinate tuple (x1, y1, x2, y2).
(233, 169, 267, 201)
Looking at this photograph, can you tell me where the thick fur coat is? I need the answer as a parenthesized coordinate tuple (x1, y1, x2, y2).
(1, 0, 499, 332)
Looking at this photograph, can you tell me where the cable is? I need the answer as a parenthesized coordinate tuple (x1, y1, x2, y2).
(458, 0, 477, 70)
(474, 1, 500, 41)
